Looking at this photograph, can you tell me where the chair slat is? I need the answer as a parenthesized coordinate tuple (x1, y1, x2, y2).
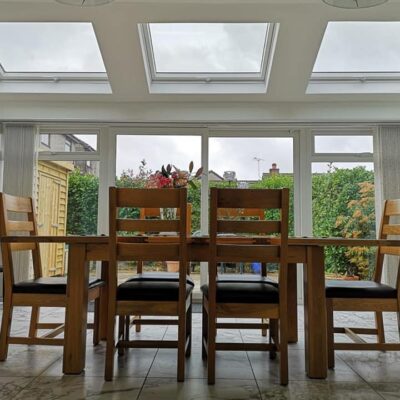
(117, 219, 180, 233)
(116, 188, 180, 208)
(9, 242, 36, 252)
(382, 224, 400, 235)
(380, 246, 400, 256)
(385, 199, 400, 216)
(218, 208, 264, 219)
(117, 242, 181, 261)
(3, 194, 32, 213)
(217, 220, 280, 235)
(7, 220, 35, 232)
(217, 189, 282, 209)
(216, 244, 280, 262)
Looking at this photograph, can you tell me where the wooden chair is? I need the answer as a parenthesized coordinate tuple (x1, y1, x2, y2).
(0, 193, 104, 360)
(217, 208, 266, 275)
(105, 187, 194, 381)
(326, 198, 400, 368)
(202, 188, 289, 385)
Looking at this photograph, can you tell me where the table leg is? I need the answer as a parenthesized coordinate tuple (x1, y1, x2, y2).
(287, 263, 298, 343)
(63, 244, 89, 374)
(304, 246, 327, 378)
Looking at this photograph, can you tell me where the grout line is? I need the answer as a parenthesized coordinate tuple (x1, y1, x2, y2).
(239, 328, 263, 400)
(135, 325, 168, 400)
(336, 352, 386, 399)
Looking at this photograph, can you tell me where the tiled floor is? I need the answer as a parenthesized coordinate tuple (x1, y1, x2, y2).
(0, 304, 400, 399)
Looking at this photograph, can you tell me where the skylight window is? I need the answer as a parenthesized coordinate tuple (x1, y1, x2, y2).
(0, 22, 110, 94)
(308, 22, 400, 94)
(139, 22, 278, 94)
(313, 22, 400, 73)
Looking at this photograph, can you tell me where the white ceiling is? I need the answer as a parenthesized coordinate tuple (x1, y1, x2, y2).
(1, 0, 400, 122)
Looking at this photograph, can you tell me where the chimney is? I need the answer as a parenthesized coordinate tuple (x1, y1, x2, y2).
(269, 163, 279, 175)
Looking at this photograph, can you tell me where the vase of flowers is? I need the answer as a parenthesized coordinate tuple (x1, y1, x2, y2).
(147, 162, 202, 223)
(146, 162, 202, 272)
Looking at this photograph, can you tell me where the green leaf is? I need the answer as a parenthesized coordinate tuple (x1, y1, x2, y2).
(189, 161, 194, 173)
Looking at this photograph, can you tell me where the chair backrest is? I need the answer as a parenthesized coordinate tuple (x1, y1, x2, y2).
(374, 199, 400, 288)
(217, 207, 265, 221)
(209, 187, 289, 301)
(140, 203, 193, 236)
(108, 187, 188, 293)
(0, 193, 42, 290)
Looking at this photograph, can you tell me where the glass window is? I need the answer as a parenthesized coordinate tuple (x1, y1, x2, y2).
(64, 140, 72, 152)
(148, 23, 269, 74)
(313, 22, 400, 73)
(0, 22, 106, 73)
(209, 136, 294, 279)
(314, 135, 373, 153)
(312, 162, 375, 281)
(39, 133, 97, 153)
(40, 134, 50, 147)
(116, 134, 202, 285)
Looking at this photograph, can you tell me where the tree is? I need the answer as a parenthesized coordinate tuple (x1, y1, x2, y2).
(312, 165, 375, 277)
(251, 174, 295, 236)
(67, 169, 99, 235)
(335, 181, 376, 279)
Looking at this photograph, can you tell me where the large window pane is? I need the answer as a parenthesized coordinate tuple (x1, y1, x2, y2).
(312, 162, 375, 280)
(209, 136, 294, 278)
(116, 134, 201, 285)
(149, 23, 268, 74)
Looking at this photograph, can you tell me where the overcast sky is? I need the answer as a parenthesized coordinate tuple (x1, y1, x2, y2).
(1, 22, 377, 177)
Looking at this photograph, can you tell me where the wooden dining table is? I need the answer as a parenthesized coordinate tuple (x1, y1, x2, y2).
(2, 235, 400, 379)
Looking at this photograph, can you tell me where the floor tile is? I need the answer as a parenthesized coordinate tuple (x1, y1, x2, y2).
(138, 378, 261, 400)
(14, 376, 144, 400)
(257, 380, 383, 400)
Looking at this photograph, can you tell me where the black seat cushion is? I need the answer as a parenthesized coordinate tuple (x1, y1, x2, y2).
(201, 280, 279, 304)
(13, 277, 104, 295)
(126, 272, 194, 286)
(117, 280, 194, 301)
(217, 273, 278, 288)
(326, 280, 397, 299)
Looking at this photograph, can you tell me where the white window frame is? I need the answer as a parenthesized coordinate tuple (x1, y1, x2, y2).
(307, 72, 400, 94)
(138, 23, 279, 94)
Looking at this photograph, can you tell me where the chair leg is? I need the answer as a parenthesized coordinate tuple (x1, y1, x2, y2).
(279, 317, 288, 386)
(269, 319, 278, 360)
(177, 302, 187, 382)
(28, 306, 40, 338)
(117, 315, 125, 356)
(135, 315, 141, 332)
(327, 299, 335, 369)
(202, 296, 208, 360)
(207, 309, 216, 384)
(0, 296, 13, 361)
(93, 299, 100, 346)
(375, 311, 386, 344)
(125, 316, 131, 340)
(185, 297, 192, 358)
(104, 314, 116, 381)
(262, 317, 267, 337)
